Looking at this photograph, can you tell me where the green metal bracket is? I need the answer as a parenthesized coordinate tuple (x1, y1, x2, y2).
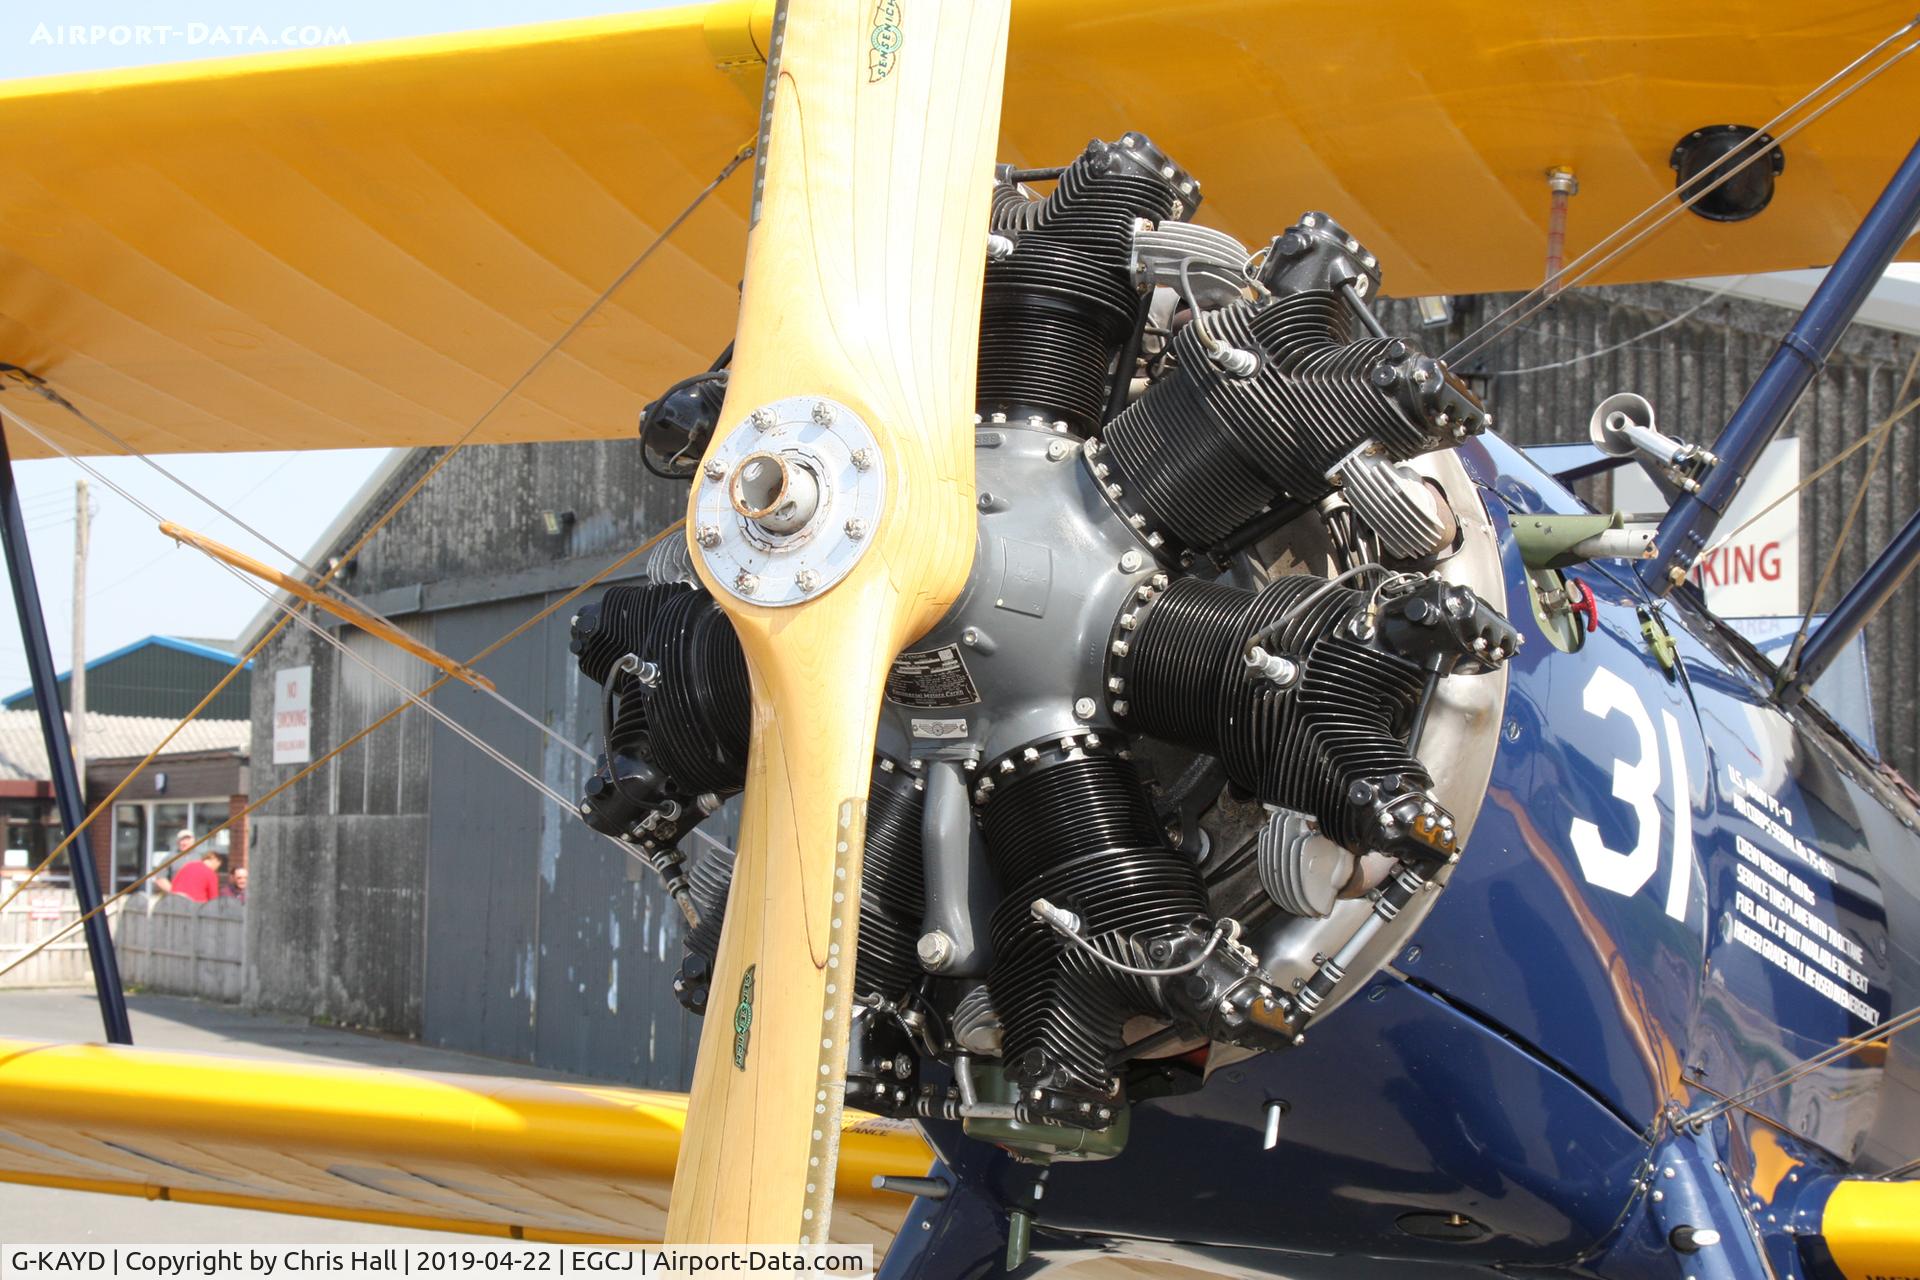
(962, 1061, 1131, 1161)
(1512, 512, 1654, 570)
(1639, 606, 1678, 674)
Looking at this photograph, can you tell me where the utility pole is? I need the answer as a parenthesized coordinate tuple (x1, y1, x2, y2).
(70, 479, 87, 784)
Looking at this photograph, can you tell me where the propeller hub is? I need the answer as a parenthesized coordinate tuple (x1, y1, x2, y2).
(730, 451, 820, 535)
(695, 397, 887, 605)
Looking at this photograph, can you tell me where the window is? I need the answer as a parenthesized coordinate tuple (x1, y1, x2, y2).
(113, 804, 146, 891)
(111, 798, 232, 891)
(1, 799, 57, 879)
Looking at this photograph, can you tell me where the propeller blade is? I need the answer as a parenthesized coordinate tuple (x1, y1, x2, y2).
(666, 0, 1009, 1245)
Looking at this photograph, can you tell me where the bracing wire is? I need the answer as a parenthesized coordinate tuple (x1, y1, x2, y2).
(0, 136, 753, 912)
(1, 410, 595, 770)
(1694, 388, 1920, 564)
(1483, 279, 1749, 377)
(1444, 18, 1920, 369)
(0, 522, 683, 981)
(1684, 1000, 1920, 1129)
(1776, 349, 1920, 676)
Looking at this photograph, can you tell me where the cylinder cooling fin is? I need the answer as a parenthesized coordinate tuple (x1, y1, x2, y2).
(1117, 573, 1516, 859)
(979, 134, 1197, 432)
(1094, 291, 1487, 558)
(568, 581, 751, 857)
(575, 129, 1519, 1161)
(669, 758, 928, 1017)
(975, 734, 1208, 1105)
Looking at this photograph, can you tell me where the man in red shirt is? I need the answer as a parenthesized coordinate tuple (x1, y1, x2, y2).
(160, 847, 225, 903)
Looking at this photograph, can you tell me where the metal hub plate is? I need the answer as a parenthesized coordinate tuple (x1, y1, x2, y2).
(693, 396, 886, 607)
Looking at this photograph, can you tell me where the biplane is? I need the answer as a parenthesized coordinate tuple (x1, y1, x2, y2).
(0, 3, 1917, 1278)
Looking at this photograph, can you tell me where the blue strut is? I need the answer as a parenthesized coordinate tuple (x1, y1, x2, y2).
(1642, 133, 1920, 596)
(0, 420, 131, 1043)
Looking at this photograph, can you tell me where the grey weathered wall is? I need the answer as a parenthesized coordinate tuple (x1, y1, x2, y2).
(246, 439, 698, 1082)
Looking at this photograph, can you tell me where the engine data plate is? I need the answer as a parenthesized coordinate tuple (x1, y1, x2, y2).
(693, 396, 886, 608)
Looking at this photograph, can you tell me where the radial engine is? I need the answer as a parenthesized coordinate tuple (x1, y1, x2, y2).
(568, 134, 1519, 1161)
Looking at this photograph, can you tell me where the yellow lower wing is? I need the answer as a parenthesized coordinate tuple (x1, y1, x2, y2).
(0, 1039, 928, 1243)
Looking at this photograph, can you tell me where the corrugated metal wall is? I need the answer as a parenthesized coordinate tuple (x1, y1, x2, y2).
(10, 645, 250, 719)
(248, 440, 702, 1082)
(247, 282, 1920, 1083)
(1396, 283, 1920, 779)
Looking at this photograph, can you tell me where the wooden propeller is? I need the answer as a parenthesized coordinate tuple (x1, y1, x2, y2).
(666, 0, 1010, 1244)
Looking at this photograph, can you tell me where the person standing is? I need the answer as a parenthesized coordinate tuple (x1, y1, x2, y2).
(160, 846, 225, 903)
(152, 829, 195, 895)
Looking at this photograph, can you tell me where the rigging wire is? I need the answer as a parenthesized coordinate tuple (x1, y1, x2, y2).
(306, 137, 755, 583)
(235, 565, 591, 821)
(84, 458, 302, 600)
(1693, 388, 1920, 563)
(3, 368, 342, 583)
(1481, 279, 1748, 376)
(1776, 349, 1920, 678)
(0, 136, 753, 912)
(0, 521, 684, 981)
(1, 411, 595, 767)
(3, 135, 754, 715)
(0, 131, 752, 598)
(1444, 19, 1920, 369)
(1684, 1000, 1920, 1129)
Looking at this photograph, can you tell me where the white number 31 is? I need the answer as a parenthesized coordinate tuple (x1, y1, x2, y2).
(1567, 666, 1695, 922)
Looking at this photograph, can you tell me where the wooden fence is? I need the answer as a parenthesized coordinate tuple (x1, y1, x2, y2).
(0, 888, 121, 989)
(117, 895, 245, 1003)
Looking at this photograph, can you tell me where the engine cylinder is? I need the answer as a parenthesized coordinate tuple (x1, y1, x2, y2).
(1120, 575, 1437, 852)
(671, 759, 928, 1011)
(979, 135, 1191, 431)
(1096, 292, 1485, 555)
(569, 581, 751, 849)
(976, 736, 1208, 1100)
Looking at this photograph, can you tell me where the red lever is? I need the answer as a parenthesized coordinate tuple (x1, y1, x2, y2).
(1568, 578, 1600, 633)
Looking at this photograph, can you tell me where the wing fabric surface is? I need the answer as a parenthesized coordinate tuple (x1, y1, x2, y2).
(0, 1039, 926, 1242)
(0, 1, 1912, 457)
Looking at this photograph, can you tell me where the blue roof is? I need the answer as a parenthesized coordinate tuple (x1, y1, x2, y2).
(1, 634, 250, 707)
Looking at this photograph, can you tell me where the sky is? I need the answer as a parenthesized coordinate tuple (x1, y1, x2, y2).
(0, 0, 685, 697)
(0, 4, 1914, 698)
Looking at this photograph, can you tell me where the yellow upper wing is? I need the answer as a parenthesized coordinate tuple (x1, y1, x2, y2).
(0, 0, 1915, 459)
(0, 1038, 928, 1243)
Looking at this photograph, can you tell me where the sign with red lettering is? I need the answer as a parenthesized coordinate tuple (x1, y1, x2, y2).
(273, 664, 313, 764)
(1617, 438, 1799, 616)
